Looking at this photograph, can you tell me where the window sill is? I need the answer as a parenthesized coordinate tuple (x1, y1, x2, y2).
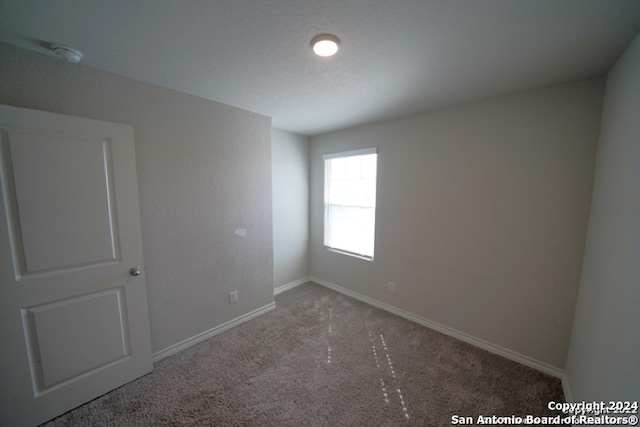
(324, 246, 373, 262)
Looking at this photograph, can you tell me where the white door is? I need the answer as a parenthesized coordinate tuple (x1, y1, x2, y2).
(0, 104, 153, 426)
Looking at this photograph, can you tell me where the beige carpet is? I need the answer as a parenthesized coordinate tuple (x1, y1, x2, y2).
(42, 282, 564, 426)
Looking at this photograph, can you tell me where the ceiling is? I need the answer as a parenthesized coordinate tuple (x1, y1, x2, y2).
(1, 1, 640, 136)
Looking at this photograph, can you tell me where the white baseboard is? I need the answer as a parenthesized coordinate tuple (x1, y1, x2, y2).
(152, 302, 277, 363)
(310, 276, 564, 379)
(561, 373, 574, 402)
(274, 276, 310, 295)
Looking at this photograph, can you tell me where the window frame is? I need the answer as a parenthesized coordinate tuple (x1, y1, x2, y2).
(322, 147, 378, 261)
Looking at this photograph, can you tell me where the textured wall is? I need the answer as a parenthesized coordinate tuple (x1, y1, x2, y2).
(310, 78, 604, 369)
(0, 43, 273, 354)
(565, 34, 640, 400)
(272, 129, 310, 288)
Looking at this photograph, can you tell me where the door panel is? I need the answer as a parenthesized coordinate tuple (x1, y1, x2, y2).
(0, 104, 152, 427)
(8, 130, 119, 274)
(23, 287, 129, 393)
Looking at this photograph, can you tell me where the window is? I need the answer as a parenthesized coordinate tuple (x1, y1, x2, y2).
(323, 148, 377, 260)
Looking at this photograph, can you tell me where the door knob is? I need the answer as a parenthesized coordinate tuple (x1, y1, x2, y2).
(129, 267, 142, 277)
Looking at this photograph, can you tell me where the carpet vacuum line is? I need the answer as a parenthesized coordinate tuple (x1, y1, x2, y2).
(368, 330, 410, 419)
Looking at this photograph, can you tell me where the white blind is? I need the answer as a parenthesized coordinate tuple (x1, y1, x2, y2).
(323, 148, 377, 259)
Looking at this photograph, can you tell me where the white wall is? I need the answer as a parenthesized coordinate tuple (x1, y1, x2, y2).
(310, 78, 604, 370)
(0, 43, 274, 355)
(272, 129, 310, 288)
(565, 34, 640, 401)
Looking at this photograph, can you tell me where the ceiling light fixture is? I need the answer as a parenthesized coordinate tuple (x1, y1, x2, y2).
(311, 34, 340, 57)
(51, 44, 84, 63)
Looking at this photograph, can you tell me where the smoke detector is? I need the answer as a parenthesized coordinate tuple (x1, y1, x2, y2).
(51, 44, 83, 63)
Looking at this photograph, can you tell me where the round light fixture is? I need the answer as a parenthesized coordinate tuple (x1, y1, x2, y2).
(51, 44, 84, 63)
(311, 34, 340, 57)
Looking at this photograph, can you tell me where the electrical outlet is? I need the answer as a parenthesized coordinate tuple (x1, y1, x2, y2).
(229, 290, 238, 303)
(388, 282, 396, 293)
